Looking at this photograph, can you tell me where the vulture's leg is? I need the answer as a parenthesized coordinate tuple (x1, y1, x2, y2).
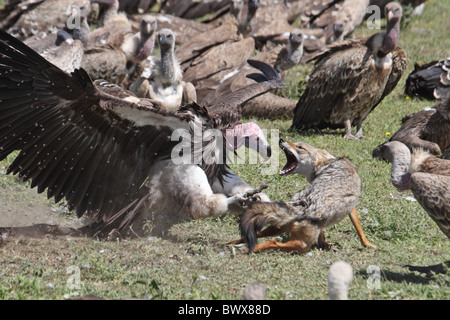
(342, 119, 358, 140)
(354, 120, 365, 139)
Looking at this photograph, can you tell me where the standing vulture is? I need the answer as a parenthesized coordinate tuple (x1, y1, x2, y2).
(291, 2, 406, 140)
(372, 141, 450, 238)
(0, 29, 283, 237)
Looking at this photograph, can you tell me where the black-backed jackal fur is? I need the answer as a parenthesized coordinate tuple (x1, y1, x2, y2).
(228, 139, 376, 253)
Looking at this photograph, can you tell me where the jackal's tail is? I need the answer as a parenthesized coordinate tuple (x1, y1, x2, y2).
(239, 201, 320, 252)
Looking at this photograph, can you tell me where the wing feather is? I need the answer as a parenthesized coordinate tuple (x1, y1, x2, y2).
(411, 173, 450, 238)
(208, 59, 286, 128)
(0, 29, 187, 223)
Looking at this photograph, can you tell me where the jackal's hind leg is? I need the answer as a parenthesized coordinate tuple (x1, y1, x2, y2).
(252, 220, 319, 254)
(252, 238, 312, 254)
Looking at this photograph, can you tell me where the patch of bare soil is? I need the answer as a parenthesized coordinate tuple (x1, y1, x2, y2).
(0, 180, 85, 242)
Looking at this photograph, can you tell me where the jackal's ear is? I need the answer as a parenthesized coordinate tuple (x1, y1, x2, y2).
(313, 149, 335, 168)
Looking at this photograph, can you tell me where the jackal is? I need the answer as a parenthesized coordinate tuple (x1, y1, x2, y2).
(228, 139, 376, 253)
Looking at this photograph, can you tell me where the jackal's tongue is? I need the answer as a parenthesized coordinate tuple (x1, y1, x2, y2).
(279, 148, 298, 176)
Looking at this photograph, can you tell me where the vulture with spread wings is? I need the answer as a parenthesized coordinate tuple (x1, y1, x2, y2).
(0, 29, 283, 237)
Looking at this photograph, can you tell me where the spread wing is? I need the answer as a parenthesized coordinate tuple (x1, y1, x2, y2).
(291, 42, 371, 130)
(411, 173, 450, 238)
(207, 59, 286, 128)
(0, 29, 191, 224)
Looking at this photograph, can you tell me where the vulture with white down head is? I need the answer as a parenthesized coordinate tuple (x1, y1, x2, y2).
(292, 2, 407, 140)
(0, 29, 283, 237)
(129, 28, 193, 112)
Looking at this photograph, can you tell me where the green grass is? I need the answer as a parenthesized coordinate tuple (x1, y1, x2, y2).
(0, 1, 449, 300)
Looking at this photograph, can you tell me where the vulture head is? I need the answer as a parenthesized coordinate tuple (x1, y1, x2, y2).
(230, 0, 244, 18)
(158, 28, 176, 51)
(141, 17, 157, 38)
(289, 29, 304, 47)
(134, 17, 157, 61)
(385, 2, 403, 24)
(225, 122, 272, 161)
(372, 141, 412, 191)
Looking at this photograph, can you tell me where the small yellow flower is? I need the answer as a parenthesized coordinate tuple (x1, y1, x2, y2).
(405, 96, 410, 100)
(385, 132, 391, 136)
(299, 78, 304, 82)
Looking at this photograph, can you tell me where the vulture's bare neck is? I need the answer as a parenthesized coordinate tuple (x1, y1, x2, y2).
(160, 45, 179, 84)
(379, 18, 400, 57)
(135, 32, 155, 62)
(287, 41, 303, 67)
(377, 19, 400, 58)
(73, 17, 90, 47)
(389, 147, 412, 190)
(366, 17, 400, 59)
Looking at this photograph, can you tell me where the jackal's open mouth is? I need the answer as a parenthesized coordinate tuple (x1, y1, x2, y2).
(279, 140, 298, 176)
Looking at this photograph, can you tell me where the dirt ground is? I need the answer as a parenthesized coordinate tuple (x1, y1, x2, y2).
(0, 177, 85, 237)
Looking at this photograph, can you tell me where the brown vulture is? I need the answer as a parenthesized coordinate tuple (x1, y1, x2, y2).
(291, 2, 407, 140)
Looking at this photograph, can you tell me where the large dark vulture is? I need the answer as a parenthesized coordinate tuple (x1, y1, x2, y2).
(0, 29, 283, 237)
(291, 2, 406, 140)
(404, 58, 450, 100)
(372, 141, 450, 238)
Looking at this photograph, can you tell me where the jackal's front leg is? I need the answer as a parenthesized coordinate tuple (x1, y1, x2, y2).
(349, 208, 377, 249)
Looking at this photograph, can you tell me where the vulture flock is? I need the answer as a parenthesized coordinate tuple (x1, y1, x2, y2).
(0, 0, 448, 267)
